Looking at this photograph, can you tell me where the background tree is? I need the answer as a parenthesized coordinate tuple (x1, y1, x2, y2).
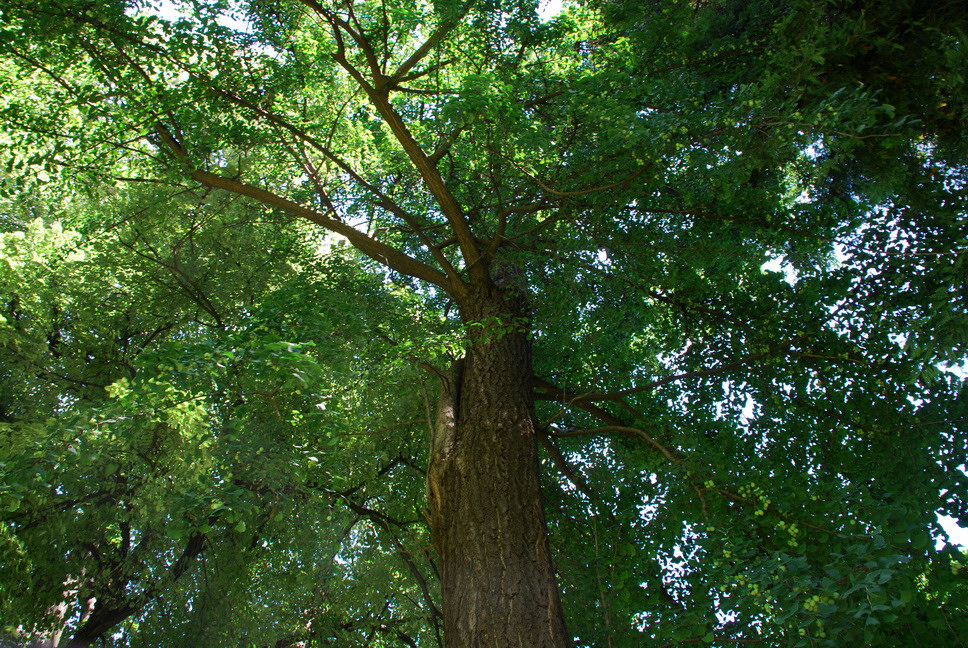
(0, 185, 444, 646)
(1, 0, 966, 646)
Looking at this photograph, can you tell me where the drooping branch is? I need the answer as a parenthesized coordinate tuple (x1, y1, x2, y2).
(536, 379, 858, 546)
(337, 497, 444, 644)
(549, 424, 681, 465)
(655, 637, 762, 648)
(509, 156, 650, 199)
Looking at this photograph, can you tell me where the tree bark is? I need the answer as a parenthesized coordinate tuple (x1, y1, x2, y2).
(426, 283, 569, 648)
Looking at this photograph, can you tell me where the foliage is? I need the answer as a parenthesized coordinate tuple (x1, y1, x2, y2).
(0, 191, 442, 645)
(0, 0, 966, 646)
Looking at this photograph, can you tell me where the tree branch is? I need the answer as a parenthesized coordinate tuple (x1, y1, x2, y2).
(577, 337, 807, 404)
(513, 159, 649, 198)
(155, 124, 451, 289)
(538, 432, 604, 503)
(550, 425, 681, 465)
(320, 12, 485, 285)
(388, 1, 477, 83)
(534, 378, 680, 464)
(191, 168, 451, 289)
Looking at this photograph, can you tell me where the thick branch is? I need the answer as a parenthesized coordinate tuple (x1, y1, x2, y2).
(364, 87, 484, 283)
(153, 125, 448, 288)
(321, 17, 485, 284)
(389, 1, 476, 82)
(192, 169, 450, 289)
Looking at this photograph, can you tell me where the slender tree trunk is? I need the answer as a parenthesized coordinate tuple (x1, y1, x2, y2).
(426, 283, 569, 648)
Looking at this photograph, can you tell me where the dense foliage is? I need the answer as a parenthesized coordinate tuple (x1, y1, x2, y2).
(1, 0, 966, 646)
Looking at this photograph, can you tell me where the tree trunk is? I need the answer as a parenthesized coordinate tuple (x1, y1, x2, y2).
(426, 283, 569, 648)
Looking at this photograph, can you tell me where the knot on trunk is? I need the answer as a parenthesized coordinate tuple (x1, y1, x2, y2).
(487, 259, 531, 314)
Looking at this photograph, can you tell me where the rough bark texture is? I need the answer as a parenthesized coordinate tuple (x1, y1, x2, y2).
(426, 283, 569, 648)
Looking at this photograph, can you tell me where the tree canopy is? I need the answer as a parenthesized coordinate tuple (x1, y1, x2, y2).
(1, 0, 966, 646)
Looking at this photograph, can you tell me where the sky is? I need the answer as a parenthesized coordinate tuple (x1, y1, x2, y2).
(539, 0, 564, 22)
(939, 513, 967, 548)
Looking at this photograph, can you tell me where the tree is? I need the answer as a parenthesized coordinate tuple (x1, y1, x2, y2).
(0, 188, 443, 646)
(1, 0, 966, 646)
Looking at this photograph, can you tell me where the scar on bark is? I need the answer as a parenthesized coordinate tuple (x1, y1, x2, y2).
(426, 358, 463, 522)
